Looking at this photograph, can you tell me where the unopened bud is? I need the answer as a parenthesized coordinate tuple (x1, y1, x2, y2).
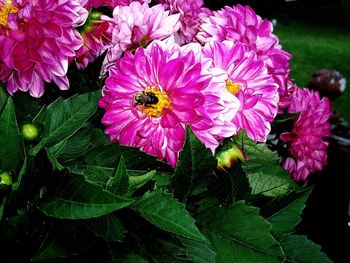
(0, 171, 12, 185)
(22, 123, 39, 141)
(216, 143, 246, 171)
(90, 10, 102, 21)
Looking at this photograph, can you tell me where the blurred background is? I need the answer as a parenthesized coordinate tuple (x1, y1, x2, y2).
(204, 1, 350, 262)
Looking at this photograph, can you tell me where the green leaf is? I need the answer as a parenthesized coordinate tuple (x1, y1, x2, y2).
(106, 155, 129, 195)
(154, 172, 171, 189)
(51, 125, 95, 160)
(247, 169, 294, 197)
(82, 143, 120, 166)
(68, 164, 115, 186)
(67, 164, 157, 191)
(122, 254, 149, 263)
(31, 90, 100, 155)
(152, 236, 189, 262)
(67, 143, 171, 187)
(272, 113, 299, 124)
(198, 201, 284, 262)
(31, 223, 93, 261)
(230, 165, 251, 201)
(128, 170, 156, 196)
(214, 161, 250, 203)
(0, 196, 6, 221)
(80, 143, 171, 172)
(0, 85, 7, 112)
(265, 188, 313, 235)
(0, 96, 23, 171)
(133, 190, 207, 242)
(11, 153, 27, 191)
(172, 126, 217, 201)
(12, 92, 42, 122)
(203, 231, 280, 263)
(85, 214, 126, 242)
(180, 238, 216, 263)
(280, 235, 332, 263)
(234, 131, 299, 197)
(45, 147, 64, 171)
(38, 172, 134, 219)
(51, 127, 107, 162)
(48, 139, 67, 158)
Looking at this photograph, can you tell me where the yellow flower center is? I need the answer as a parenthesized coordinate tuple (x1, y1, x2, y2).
(136, 87, 171, 118)
(0, 1, 18, 28)
(226, 79, 241, 95)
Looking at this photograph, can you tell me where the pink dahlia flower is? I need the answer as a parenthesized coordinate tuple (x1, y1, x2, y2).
(170, 41, 240, 152)
(155, 0, 212, 45)
(277, 77, 298, 113)
(196, 4, 291, 99)
(100, 1, 180, 74)
(202, 40, 279, 142)
(0, 0, 88, 97)
(84, 0, 150, 10)
(99, 41, 219, 167)
(76, 11, 111, 69)
(280, 88, 331, 181)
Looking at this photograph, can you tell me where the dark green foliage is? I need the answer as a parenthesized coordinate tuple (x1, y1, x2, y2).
(0, 6, 336, 261)
(0, 83, 331, 263)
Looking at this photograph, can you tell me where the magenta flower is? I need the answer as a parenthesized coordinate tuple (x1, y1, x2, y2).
(0, 0, 88, 97)
(155, 0, 212, 45)
(277, 77, 298, 113)
(196, 4, 291, 101)
(280, 88, 331, 181)
(202, 40, 279, 142)
(76, 12, 111, 69)
(100, 1, 180, 74)
(99, 41, 219, 167)
(175, 41, 240, 152)
(84, 0, 150, 10)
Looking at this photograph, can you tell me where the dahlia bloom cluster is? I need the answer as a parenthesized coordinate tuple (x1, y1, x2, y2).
(201, 40, 278, 142)
(0, 0, 332, 181)
(100, 1, 181, 74)
(76, 11, 111, 69)
(155, 0, 211, 45)
(99, 40, 241, 167)
(196, 4, 292, 112)
(84, 0, 150, 10)
(280, 88, 331, 181)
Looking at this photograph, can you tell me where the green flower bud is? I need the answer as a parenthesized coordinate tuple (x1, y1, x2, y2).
(0, 171, 12, 185)
(22, 123, 39, 141)
(90, 10, 102, 21)
(215, 142, 246, 172)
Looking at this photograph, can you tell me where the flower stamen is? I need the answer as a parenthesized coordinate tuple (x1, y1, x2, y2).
(226, 79, 241, 95)
(0, 1, 18, 28)
(135, 87, 171, 117)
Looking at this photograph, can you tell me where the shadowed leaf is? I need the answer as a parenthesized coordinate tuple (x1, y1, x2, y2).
(0, 96, 23, 171)
(233, 131, 299, 197)
(281, 235, 332, 263)
(31, 90, 100, 155)
(198, 201, 284, 262)
(172, 126, 217, 201)
(38, 173, 133, 219)
(133, 190, 207, 242)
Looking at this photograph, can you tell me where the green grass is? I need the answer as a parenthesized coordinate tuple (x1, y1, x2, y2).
(273, 20, 350, 123)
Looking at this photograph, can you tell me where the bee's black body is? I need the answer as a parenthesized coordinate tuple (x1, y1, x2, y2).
(134, 91, 159, 106)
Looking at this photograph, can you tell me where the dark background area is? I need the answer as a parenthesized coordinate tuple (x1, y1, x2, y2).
(204, 1, 350, 262)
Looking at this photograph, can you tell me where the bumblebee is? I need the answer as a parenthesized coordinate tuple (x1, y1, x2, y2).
(134, 91, 159, 106)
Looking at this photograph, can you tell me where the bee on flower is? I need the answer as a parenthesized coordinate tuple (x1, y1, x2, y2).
(98, 39, 241, 167)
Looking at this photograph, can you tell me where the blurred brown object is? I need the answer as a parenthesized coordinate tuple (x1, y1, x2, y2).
(307, 68, 350, 155)
(308, 68, 346, 101)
